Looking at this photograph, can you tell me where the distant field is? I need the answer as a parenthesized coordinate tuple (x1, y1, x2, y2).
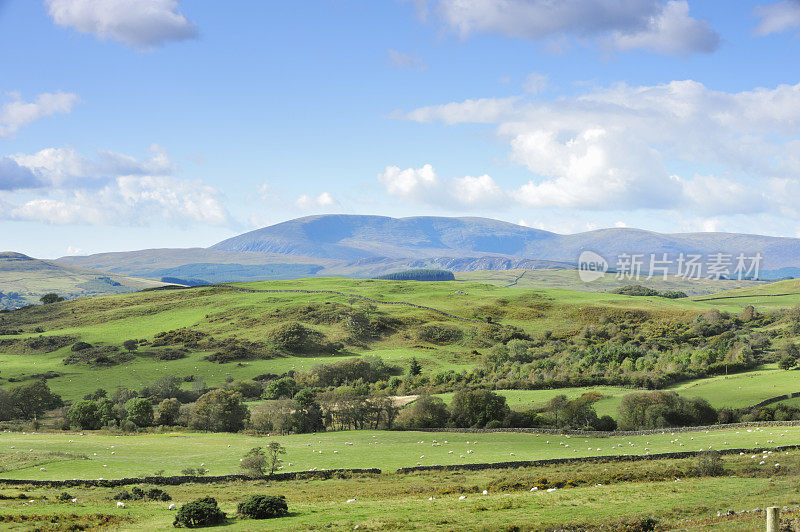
(1, 426, 798, 481)
(456, 269, 763, 296)
(433, 366, 800, 419)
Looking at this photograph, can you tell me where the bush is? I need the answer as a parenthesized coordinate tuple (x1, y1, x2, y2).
(56, 491, 73, 502)
(694, 450, 725, 477)
(396, 396, 449, 428)
(173, 497, 226, 528)
(416, 323, 462, 345)
(68, 400, 102, 430)
(71, 342, 92, 352)
(237, 494, 288, 519)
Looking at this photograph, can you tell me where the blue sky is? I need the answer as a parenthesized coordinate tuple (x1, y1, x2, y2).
(2, 0, 800, 258)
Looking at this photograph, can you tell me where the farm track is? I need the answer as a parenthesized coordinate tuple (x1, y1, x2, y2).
(220, 284, 484, 324)
(504, 270, 527, 288)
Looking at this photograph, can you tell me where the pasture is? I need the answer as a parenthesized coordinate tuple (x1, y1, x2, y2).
(2, 425, 800, 481)
(2, 440, 800, 530)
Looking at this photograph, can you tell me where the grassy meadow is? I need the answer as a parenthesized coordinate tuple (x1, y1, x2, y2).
(2, 425, 800, 480)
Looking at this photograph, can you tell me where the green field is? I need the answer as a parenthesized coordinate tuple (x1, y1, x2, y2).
(456, 269, 764, 296)
(1, 426, 798, 481)
(432, 365, 800, 419)
(3, 451, 800, 530)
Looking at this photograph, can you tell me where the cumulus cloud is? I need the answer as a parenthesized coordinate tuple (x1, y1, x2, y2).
(2, 145, 229, 226)
(753, 0, 800, 36)
(295, 192, 337, 210)
(609, 1, 719, 56)
(0, 91, 79, 138)
(426, 0, 719, 56)
(396, 79, 800, 217)
(11, 144, 175, 188)
(387, 49, 426, 70)
(46, 0, 197, 49)
(378, 164, 506, 208)
(0, 157, 46, 191)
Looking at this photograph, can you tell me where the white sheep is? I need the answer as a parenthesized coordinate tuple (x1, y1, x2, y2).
(117, 501, 126, 508)
(169, 503, 176, 510)
(346, 498, 357, 503)
(482, 490, 488, 495)
(458, 495, 466, 500)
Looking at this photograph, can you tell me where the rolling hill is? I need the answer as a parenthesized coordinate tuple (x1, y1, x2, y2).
(0, 252, 168, 309)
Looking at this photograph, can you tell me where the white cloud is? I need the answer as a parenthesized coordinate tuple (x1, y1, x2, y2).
(295, 192, 337, 210)
(65, 245, 85, 255)
(378, 164, 441, 201)
(387, 49, 426, 70)
(451, 174, 505, 206)
(46, 0, 197, 49)
(378, 164, 506, 208)
(428, 0, 719, 57)
(0, 157, 45, 190)
(0, 92, 79, 138)
(522, 72, 548, 94)
(3, 145, 228, 226)
(753, 0, 800, 36)
(11, 144, 175, 188)
(397, 79, 800, 218)
(609, 1, 719, 56)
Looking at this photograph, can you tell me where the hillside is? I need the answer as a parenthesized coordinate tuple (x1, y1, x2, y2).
(456, 269, 765, 296)
(0, 252, 168, 309)
(55, 215, 800, 282)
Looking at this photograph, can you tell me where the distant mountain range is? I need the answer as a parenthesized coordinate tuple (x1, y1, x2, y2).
(53, 215, 800, 282)
(0, 252, 168, 309)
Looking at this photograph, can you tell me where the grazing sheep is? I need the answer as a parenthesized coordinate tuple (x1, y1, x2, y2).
(458, 495, 466, 500)
(482, 490, 488, 495)
(117, 501, 126, 508)
(347, 498, 357, 503)
(169, 503, 176, 510)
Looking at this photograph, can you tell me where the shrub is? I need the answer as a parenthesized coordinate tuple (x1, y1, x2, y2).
(56, 491, 73, 502)
(694, 450, 725, 476)
(68, 400, 102, 430)
(237, 494, 288, 519)
(71, 342, 92, 352)
(416, 323, 462, 345)
(173, 497, 226, 528)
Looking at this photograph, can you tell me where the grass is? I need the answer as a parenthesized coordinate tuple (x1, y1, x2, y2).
(456, 269, 764, 296)
(1, 425, 799, 481)
(2, 448, 800, 530)
(1, 276, 797, 403)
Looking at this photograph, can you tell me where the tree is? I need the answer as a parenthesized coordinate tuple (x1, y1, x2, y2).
(39, 293, 65, 304)
(265, 442, 286, 475)
(396, 395, 448, 428)
(449, 390, 509, 428)
(779, 355, 796, 371)
(68, 400, 102, 429)
(240, 447, 269, 477)
(122, 339, 139, 353)
(8, 380, 62, 420)
(125, 398, 154, 427)
(157, 398, 181, 425)
(190, 389, 249, 432)
(262, 377, 298, 400)
(409, 357, 422, 376)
